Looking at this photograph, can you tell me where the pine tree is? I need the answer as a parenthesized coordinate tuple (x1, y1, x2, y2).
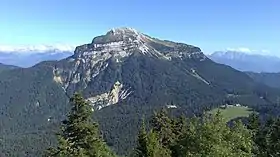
(45, 93, 116, 157)
(247, 112, 261, 155)
(247, 112, 260, 131)
(145, 130, 171, 157)
(253, 117, 275, 157)
(150, 109, 175, 148)
(135, 120, 148, 157)
(229, 120, 253, 157)
(134, 120, 171, 157)
(266, 118, 280, 156)
(177, 112, 253, 157)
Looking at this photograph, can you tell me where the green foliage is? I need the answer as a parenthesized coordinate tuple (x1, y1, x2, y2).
(176, 112, 253, 157)
(251, 117, 280, 157)
(247, 72, 280, 89)
(247, 112, 261, 131)
(150, 109, 175, 148)
(0, 63, 18, 73)
(134, 120, 171, 157)
(134, 121, 149, 157)
(46, 93, 115, 157)
(149, 109, 188, 156)
(144, 130, 171, 157)
(133, 110, 254, 157)
(0, 62, 69, 156)
(266, 119, 280, 156)
(209, 106, 253, 122)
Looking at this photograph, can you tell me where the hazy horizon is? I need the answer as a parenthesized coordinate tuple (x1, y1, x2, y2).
(1, 0, 279, 55)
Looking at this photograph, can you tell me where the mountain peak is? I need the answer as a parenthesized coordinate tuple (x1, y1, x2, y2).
(73, 27, 205, 64)
(108, 27, 141, 36)
(91, 27, 145, 45)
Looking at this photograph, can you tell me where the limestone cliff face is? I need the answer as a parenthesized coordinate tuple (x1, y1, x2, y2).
(52, 27, 207, 109)
(87, 81, 132, 110)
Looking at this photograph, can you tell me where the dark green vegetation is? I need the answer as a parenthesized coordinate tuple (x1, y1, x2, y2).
(137, 109, 253, 157)
(138, 110, 280, 157)
(246, 113, 280, 156)
(0, 63, 69, 156)
(209, 105, 253, 121)
(0, 63, 18, 73)
(47, 94, 280, 157)
(46, 93, 116, 157)
(247, 72, 280, 89)
(1, 28, 280, 156)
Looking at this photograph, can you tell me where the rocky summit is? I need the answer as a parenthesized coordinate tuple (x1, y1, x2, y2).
(1, 27, 279, 156)
(52, 27, 207, 110)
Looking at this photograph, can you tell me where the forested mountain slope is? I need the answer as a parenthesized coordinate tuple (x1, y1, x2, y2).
(1, 27, 280, 156)
(247, 72, 280, 89)
(0, 63, 18, 73)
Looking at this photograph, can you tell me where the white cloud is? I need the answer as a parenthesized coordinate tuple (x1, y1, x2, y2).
(226, 47, 252, 53)
(225, 47, 272, 55)
(0, 44, 76, 53)
(261, 49, 270, 53)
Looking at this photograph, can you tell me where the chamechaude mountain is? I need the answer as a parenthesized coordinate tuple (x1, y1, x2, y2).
(1, 27, 280, 156)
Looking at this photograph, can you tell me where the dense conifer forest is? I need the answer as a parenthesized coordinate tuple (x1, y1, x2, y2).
(39, 93, 280, 157)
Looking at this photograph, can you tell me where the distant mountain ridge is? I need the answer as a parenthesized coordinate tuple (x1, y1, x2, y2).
(0, 63, 18, 73)
(246, 72, 280, 89)
(0, 46, 73, 67)
(208, 51, 280, 72)
(1, 27, 280, 156)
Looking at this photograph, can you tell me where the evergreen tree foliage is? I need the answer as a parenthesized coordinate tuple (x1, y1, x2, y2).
(134, 120, 171, 157)
(255, 118, 280, 156)
(144, 130, 171, 157)
(171, 111, 253, 157)
(247, 113, 261, 154)
(247, 114, 280, 156)
(150, 109, 189, 156)
(229, 120, 253, 157)
(247, 112, 261, 131)
(266, 118, 280, 156)
(135, 120, 148, 157)
(45, 93, 116, 157)
(44, 102, 280, 157)
(150, 109, 175, 148)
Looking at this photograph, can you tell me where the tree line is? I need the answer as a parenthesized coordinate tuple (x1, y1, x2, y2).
(45, 93, 280, 157)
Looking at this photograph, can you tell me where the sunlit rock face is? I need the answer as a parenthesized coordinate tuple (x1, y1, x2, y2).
(52, 27, 207, 109)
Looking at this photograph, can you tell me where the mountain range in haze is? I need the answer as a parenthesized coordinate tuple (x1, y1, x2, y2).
(1, 45, 279, 73)
(208, 51, 280, 73)
(0, 45, 73, 67)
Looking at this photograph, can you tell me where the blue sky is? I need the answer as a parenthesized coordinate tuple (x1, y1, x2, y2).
(0, 0, 279, 54)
